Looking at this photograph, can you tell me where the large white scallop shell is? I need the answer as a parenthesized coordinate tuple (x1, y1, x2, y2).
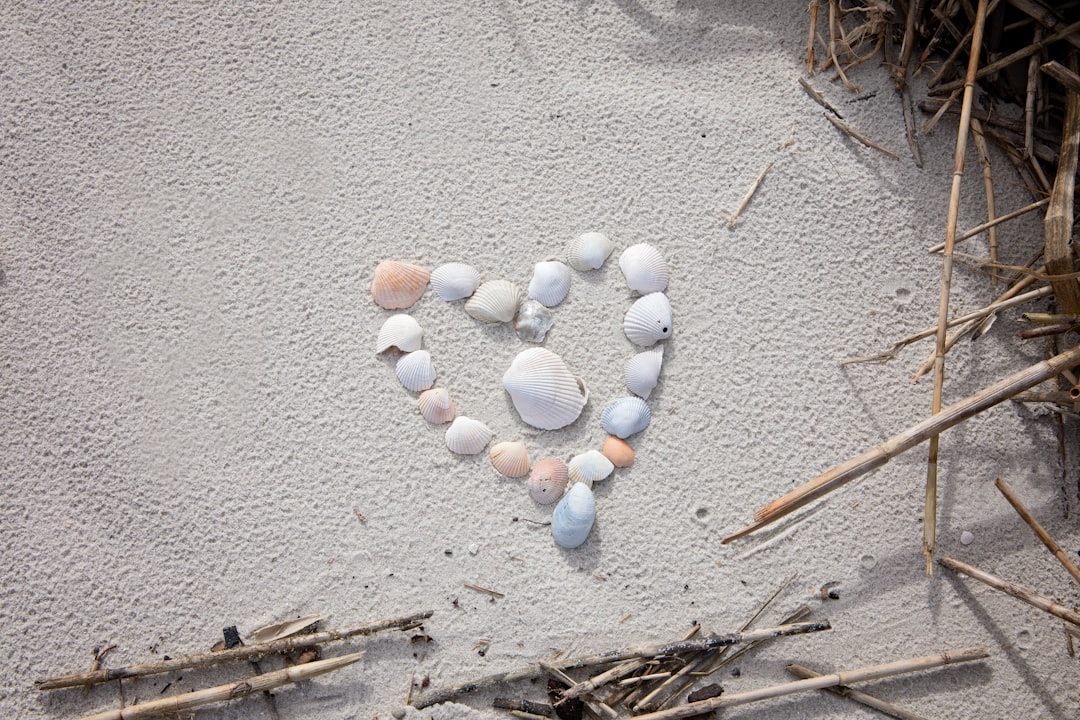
(552, 482, 596, 549)
(371, 261, 429, 310)
(490, 441, 530, 478)
(445, 416, 493, 455)
(623, 292, 673, 347)
(567, 450, 615, 488)
(528, 458, 569, 505)
(567, 232, 615, 271)
(619, 243, 668, 294)
(430, 263, 481, 301)
(376, 314, 423, 353)
(417, 387, 456, 424)
(465, 280, 522, 323)
(502, 348, 589, 430)
(624, 345, 664, 399)
(528, 261, 572, 307)
(395, 350, 436, 392)
(600, 396, 651, 438)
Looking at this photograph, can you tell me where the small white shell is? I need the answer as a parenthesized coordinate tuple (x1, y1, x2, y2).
(376, 314, 424, 353)
(552, 482, 596, 549)
(528, 261, 572, 307)
(465, 280, 522, 323)
(417, 387, 456, 424)
(515, 300, 555, 343)
(528, 458, 569, 505)
(567, 450, 615, 488)
(430, 263, 481, 301)
(490, 441, 530, 478)
(371, 261, 429, 310)
(567, 232, 615, 271)
(395, 350, 436, 392)
(502, 348, 589, 430)
(600, 397, 651, 439)
(619, 243, 669, 294)
(445, 416, 493, 455)
(624, 345, 664, 399)
(623, 292, 673, 347)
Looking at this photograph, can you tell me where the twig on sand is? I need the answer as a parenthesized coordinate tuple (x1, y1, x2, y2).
(939, 557, 1080, 627)
(786, 663, 930, 720)
(726, 161, 775, 229)
(824, 113, 901, 160)
(827, 0, 860, 91)
(927, 197, 1050, 253)
(807, 0, 820, 74)
(799, 77, 843, 117)
(464, 582, 506, 598)
(969, 118, 999, 286)
(995, 478, 1080, 586)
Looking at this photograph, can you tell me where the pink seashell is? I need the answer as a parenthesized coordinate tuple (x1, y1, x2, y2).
(371, 261, 430, 310)
(417, 388, 456, 424)
(528, 458, 569, 505)
(490, 441, 530, 478)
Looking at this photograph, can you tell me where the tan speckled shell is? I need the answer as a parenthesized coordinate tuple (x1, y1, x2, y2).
(489, 441, 530, 478)
(601, 436, 635, 468)
(372, 261, 430, 310)
(528, 458, 569, 505)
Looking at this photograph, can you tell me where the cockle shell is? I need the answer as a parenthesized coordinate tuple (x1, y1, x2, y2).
(376, 314, 424, 353)
(395, 350, 436, 392)
(567, 450, 615, 488)
(600, 396, 651, 439)
(601, 436, 635, 467)
(619, 243, 668, 294)
(623, 292, 673, 347)
(502, 348, 589, 430)
(490, 441, 530, 478)
(624, 345, 664, 399)
(371, 261, 429, 310)
(567, 232, 615, 271)
(528, 261, 572, 307)
(445, 416, 493, 455)
(528, 458, 569, 505)
(417, 387, 456, 424)
(465, 280, 522, 323)
(551, 482, 596, 549)
(515, 300, 555, 343)
(430, 263, 481, 301)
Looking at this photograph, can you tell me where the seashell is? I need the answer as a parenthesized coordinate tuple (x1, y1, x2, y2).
(551, 482, 596, 549)
(619, 243, 668, 294)
(371, 261, 429, 310)
(490, 440, 530, 478)
(602, 436, 635, 467)
(528, 458, 569, 505)
(445, 416, 493, 455)
(395, 350, 436, 392)
(528, 261, 572, 307)
(430, 262, 481, 301)
(623, 292, 673, 347)
(465, 280, 522, 323)
(624, 345, 664, 399)
(502, 348, 589, 430)
(376, 314, 424, 353)
(515, 300, 555, 343)
(567, 450, 615, 488)
(600, 396, 651, 439)
(567, 231, 615, 271)
(417, 387, 456, 424)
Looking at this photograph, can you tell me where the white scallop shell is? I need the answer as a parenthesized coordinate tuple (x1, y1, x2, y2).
(376, 314, 424, 353)
(465, 280, 522, 323)
(515, 300, 555, 343)
(490, 441, 530, 478)
(567, 450, 615, 488)
(619, 243, 669, 293)
(502, 348, 589, 430)
(624, 345, 664, 399)
(445, 416, 493, 455)
(417, 387, 456, 424)
(395, 350, 436, 392)
(600, 396, 651, 439)
(430, 263, 481, 301)
(623, 292, 673, 347)
(567, 232, 615, 271)
(528, 261, 572, 307)
(552, 482, 596, 549)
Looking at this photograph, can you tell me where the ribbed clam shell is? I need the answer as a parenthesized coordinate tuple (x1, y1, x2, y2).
(371, 261, 429, 310)
(376, 314, 424, 353)
(551, 482, 596, 549)
(528, 458, 569, 505)
(623, 292, 673, 347)
(601, 436, 635, 467)
(567, 450, 615, 488)
(527, 261, 572, 307)
(624, 345, 664, 399)
(395, 350, 436, 392)
(502, 348, 589, 430)
(465, 280, 522, 323)
(430, 262, 481, 301)
(417, 387, 455, 424)
(489, 441, 530, 478)
(445, 416, 493, 455)
(515, 300, 555, 343)
(567, 232, 615, 271)
(619, 243, 668, 293)
(600, 396, 651, 439)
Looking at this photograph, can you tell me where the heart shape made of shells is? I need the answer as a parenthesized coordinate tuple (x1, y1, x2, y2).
(372, 233, 672, 549)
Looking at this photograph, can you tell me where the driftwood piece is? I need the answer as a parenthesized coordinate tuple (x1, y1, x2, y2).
(995, 478, 1080, 586)
(939, 557, 1080, 626)
(786, 663, 930, 720)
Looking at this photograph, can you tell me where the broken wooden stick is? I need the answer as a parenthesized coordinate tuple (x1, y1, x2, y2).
(939, 557, 1080, 627)
(786, 663, 930, 720)
(824, 113, 901, 160)
(995, 478, 1080, 586)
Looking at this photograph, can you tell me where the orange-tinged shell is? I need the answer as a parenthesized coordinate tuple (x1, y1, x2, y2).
(601, 436, 635, 468)
(490, 441, 530, 478)
(528, 458, 568, 505)
(417, 388, 456, 424)
(371, 261, 430, 310)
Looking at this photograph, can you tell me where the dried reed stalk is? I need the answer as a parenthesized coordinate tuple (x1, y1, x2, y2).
(786, 663, 930, 720)
(995, 478, 1080, 586)
(927, 197, 1050, 253)
(939, 557, 1080, 626)
(1025, 28, 1042, 158)
(969, 118, 999, 285)
(726, 161, 774, 229)
(807, 0, 819, 73)
(1042, 60, 1080, 95)
(1043, 65, 1080, 314)
(824, 113, 900, 160)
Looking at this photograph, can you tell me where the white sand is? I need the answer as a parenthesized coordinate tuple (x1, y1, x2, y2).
(3, 3, 1078, 719)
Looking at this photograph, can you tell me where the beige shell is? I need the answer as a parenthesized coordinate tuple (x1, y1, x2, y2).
(601, 436, 635, 468)
(489, 440, 530, 478)
(465, 280, 522, 323)
(528, 458, 569, 505)
(567, 450, 615, 488)
(418, 387, 456, 424)
(445, 416, 493, 455)
(371, 261, 429, 310)
(376, 314, 424, 353)
(567, 232, 615, 271)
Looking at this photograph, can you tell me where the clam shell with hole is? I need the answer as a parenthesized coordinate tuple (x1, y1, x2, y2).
(528, 458, 569, 505)
(395, 350, 436, 392)
(601, 436, 635, 467)
(376, 314, 424, 353)
(417, 387, 456, 424)
(465, 280, 522, 323)
(489, 440, 530, 478)
(619, 243, 668, 294)
(623, 292, 672, 347)
(528, 261, 572, 307)
(552, 482, 596, 549)
(624, 345, 664, 399)
(371, 261, 429, 310)
(600, 396, 651, 438)
(430, 262, 481, 301)
(445, 416, 493, 455)
(502, 347, 589, 430)
(567, 450, 615, 488)
(567, 231, 614, 271)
